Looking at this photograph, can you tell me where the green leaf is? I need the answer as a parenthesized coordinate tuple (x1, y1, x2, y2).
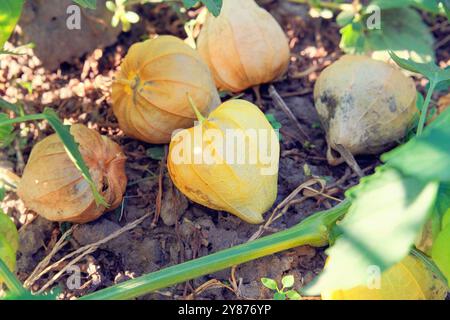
(72, 0, 96, 9)
(432, 224, 450, 286)
(368, 0, 414, 10)
(443, 203, 450, 229)
(0, 113, 13, 146)
(124, 11, 140, 24)
(382, 108, 450, 182)
(336, 10, 355, 27)
(370, 0, 443, 13)
(389, 52, 449, 83)
(436, 183, 450, 225)
(285, 290, 302, 300)
(265, 113, 282, 141)
(2, 287, 60, 300)
(0, 209, 19, 282)
(281, 275, 295, 288)
(202, 0, 223, 17)
(261, 278, 278, 291)
(412, 0, 442, 14)
(183, 0, 223, 17)
(339, 22, 366, 54)
(428, 78, 450, 93)
(111, 14, 120, 28)
(365, 8, 435, 63)
(0, 187, 5, 201)
(341, 8, 435, 63)
(273, 292, 286, 300)
(0, 97, 20, 114)
(443, 0, 450, 19)
(0, 211, 18, 254)
(182, 0, 199, 8)
(304, 169, 439, 295)
(416, 91, 425, 111)
(42, 108, 108, 207)
(0, 0, 24, 49)
(105, 1, 116, 11)
(147, 146, 165, 161)
(265, 114, 282, 131)
(0, 48, 26, 56)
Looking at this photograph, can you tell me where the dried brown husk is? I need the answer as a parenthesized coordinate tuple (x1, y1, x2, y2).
(17, 124, 127, 223)
(314, 55, 417, 175)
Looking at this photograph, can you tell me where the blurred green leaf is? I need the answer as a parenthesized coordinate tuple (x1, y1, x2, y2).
(0, 209, 19, 283)
(443, 0, 450, 18)
(106, 0, 116, 11)
(304, 168, 439, 295)
(0, 0, 24, 49)
(147, 146, 165, 161)
(183, 0, 223, 17)
(72, 0, 96, 9)
(382, 108, 450, 181)
(0, 114, 13, 147)
(443, 207, 450, 229)
(341, 8, 435, 63)
(412, 0, 443, 14)
(285, 290, 302, 300)
(261, 278, 278, 291)
(339, 22, 365, 54)
(432, 224, 450, 286)
(368, 0, 413, 10)
(428, 79, 450, 93)
(369, 0, 445, 15)
(125, 11, 139, 23)
(367, 8, 434, 63)
(273, 292, 286, 300)
(17, 81, 33, 95)
(336, 10, 355, 26)
(182, 0, 198, 8)
(111, 14, 120, 27)
(265, 114, 282, 131)
(281, 275, 295, 288)
(3, 288, 60, 300)
(389, 52, 450, 83)
(265, 113, 282, 141)
(0, 98, 19, 114)
(435, 183, 450, 231)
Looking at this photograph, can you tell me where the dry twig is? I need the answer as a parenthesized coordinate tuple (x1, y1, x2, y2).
(268, 85, 311, 142)
(151, 146, 168, 228)
(29, 212, 152, 293)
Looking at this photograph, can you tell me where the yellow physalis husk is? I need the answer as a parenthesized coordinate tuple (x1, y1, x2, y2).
(17, 124, 127, 224)
(112, 35, 221, 144)
(314, 55, 417, 169)
(167, 99, 280, 224)
(197, 0, 290, 93)
(321, 255, 448, 300)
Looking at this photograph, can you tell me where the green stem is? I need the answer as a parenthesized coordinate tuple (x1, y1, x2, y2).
(187, 94, 206, 123)
(0, 114, 45, 127)
(0, 97, 20, 114)
(80, 201, 350, 300)
(416, 81, 436, 136)
(0, 259, 26, 296)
